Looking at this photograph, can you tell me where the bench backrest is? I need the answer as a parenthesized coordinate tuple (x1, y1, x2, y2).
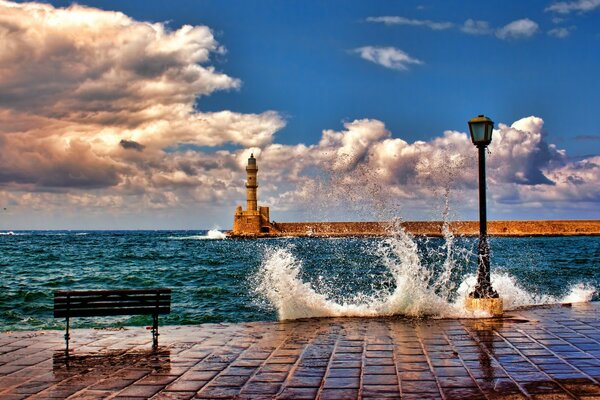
(54, 289, 171, 318)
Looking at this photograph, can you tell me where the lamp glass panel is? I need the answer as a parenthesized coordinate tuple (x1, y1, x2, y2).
(485, 122, 493, 142)
(470, 123, 486, 144)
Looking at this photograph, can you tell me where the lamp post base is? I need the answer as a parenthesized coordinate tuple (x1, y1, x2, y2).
(465, 296, 503, 317)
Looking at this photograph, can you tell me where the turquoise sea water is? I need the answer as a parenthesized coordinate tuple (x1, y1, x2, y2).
(0, 231, 599, 331)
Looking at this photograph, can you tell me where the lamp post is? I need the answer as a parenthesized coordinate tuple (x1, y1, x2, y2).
(465, 115, 503, 316)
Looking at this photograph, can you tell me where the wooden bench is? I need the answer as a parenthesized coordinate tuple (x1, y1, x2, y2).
(54, 289, 171, 354)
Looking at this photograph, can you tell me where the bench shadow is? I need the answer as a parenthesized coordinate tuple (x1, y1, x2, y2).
(52, 348, 171, 377)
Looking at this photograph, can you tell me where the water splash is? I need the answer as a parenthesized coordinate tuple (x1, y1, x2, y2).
(254, 223, 595, 320)
(169, 229, 226, 240)
(207, 229, 227, 239)
(457, 274, 595, 309)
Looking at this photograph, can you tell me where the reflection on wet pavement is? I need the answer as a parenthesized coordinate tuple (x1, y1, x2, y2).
(1, 303, 600, 399)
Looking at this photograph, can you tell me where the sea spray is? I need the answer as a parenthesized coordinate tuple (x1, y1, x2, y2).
(254, 223, 596, 320)
(169, 229, 226, 240)
(207, 229, 227, 239)
(456, 274, 595, 309)
(254, 221, 465, 320)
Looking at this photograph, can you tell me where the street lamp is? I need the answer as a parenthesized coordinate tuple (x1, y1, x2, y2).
(465, 115, 503, 317)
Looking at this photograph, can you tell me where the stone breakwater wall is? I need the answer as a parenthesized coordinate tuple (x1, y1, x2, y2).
(228, 220, 600, 237)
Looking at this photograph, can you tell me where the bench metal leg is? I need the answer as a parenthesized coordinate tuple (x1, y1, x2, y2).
(151, 314, 159, 349)
(64, 317, 70, 356)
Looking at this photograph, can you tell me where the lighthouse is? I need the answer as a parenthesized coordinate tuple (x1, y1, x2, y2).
(246, 154, 258, 212)
(232, 153, 272, 235)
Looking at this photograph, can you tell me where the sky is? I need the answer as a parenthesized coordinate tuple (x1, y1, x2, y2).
(0, 0, 599, 229)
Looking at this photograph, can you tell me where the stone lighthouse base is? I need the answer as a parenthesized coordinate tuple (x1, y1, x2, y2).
(465, 297, 503, 317)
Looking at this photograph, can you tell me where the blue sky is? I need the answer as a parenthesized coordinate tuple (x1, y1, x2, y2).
(0, 0, 599, 228)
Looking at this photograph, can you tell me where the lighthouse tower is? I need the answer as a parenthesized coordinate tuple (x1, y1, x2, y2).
(232, 153, 272, 235)
(246, 154, 258, 212)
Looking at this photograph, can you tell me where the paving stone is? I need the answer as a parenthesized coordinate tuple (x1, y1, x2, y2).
(442, 386, 486, 399)
(239, 381, 281, 394)
(89, 378, 137, 391)
(330, 360, 361, 368)
(118, 384, 165, 397)
(196, 385, 241, 398)
(322, 376, 360, 389)
(252, 371, 289, 382)
(361, 384, 400, 395)
(318, 388, 359, 399)
(209, 374, 250, 387)
(401, 380, 441, 394)
(150, 391, 195, 399)
(136, 374, 179, 385)
(326, 368, 360, 378)
(277, 386, 319, 399)
(164, 379, 208, 392)
(69, 390, 116, 399)
(287, 375, 323, 387)
(362, 374, 398, 385)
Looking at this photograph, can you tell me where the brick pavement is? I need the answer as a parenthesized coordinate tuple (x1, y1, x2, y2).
(2, 303, 600, 399)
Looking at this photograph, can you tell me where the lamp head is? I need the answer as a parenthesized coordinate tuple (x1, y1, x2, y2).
(468, 115, 494, 147)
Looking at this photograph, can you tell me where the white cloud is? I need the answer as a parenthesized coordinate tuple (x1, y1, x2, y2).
(496, 18, 539, 39)
(548, 26, 573, 38)
(545, 0, 600, 14)
(353, 46, 424, 71)
(461, 19, 493, 35)
(366, 16, 453, 30)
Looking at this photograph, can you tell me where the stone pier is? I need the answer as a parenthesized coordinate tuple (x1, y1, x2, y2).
(2, 303, 600, 399)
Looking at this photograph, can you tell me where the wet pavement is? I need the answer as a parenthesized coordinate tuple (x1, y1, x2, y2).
(2, 303, 600, 399)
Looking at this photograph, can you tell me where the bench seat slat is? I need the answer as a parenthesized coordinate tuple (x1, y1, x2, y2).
(54, 295, 170, 304)
(54, 307, 170, 318)
(55, 301, 170, 310)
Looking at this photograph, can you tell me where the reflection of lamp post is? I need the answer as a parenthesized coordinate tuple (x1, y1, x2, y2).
(465, 115, 503, 317)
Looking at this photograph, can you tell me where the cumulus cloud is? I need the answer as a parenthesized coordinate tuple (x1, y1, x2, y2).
(353, 46, 424, 71)
(0, 0, 285, 195)
(0, 2, 239, 118)
(496, 18, 539, 39)
(253, 115, 599, 221)
(366, 16, 453, 30)
(545, 0, 600, 14)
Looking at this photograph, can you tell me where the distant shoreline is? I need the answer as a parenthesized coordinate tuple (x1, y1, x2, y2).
(227, 220, 600, 238)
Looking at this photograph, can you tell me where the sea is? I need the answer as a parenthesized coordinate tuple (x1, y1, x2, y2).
(1, 229, 599, 331)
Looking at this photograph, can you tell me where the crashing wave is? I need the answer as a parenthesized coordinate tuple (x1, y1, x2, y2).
(254, 226, 595, 320)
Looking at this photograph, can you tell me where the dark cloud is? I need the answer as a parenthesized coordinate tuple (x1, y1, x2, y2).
(120, 139, 145, 152)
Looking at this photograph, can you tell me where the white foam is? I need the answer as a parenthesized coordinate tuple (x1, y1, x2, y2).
(254, 226, 595, 320)
(169, 229, 227, 240)
(0, 231, 15, 235)
(456, 274, 595, 310)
